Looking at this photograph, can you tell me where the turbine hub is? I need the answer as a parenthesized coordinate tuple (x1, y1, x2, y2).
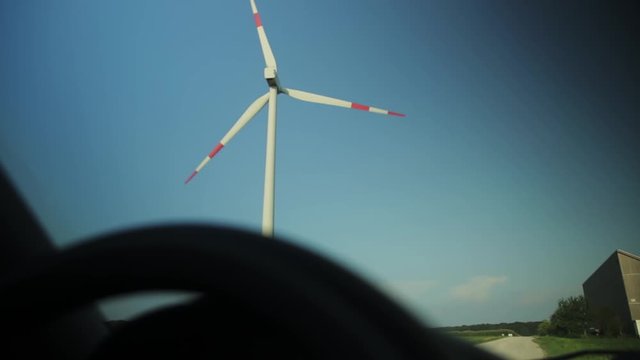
(264, 67, 279, 88)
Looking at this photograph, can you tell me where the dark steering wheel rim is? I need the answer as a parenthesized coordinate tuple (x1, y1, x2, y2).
(0, 225, 499, 359)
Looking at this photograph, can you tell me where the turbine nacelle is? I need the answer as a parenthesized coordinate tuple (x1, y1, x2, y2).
(264, 67, 280, 89)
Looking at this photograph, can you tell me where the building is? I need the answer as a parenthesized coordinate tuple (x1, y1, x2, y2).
(583, 249, 640, 336)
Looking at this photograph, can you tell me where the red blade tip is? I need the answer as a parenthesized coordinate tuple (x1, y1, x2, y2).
(185, 171, 197, 184)
(389, 111, 406, 117)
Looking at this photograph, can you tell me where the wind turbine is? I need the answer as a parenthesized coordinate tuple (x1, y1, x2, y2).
(185, 0, 405, 237)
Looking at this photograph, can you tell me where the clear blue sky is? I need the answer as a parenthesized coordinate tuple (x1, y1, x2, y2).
(1, 0, 638, 326)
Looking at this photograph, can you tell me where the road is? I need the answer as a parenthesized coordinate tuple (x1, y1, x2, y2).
(477, 336, 545, 360)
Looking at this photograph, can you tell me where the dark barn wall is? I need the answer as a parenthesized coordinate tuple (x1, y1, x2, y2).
(582, 251, 636, 335)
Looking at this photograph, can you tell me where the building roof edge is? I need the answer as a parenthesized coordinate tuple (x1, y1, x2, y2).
(616, 249, 640, 262)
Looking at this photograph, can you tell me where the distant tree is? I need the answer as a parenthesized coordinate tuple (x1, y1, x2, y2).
(537, 320, 550, 336)
(548, 295, 591, 337)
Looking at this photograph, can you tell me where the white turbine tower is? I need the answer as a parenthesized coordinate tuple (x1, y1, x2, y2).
(185, 0, 405, 237)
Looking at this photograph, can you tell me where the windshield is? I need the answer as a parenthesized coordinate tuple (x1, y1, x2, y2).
(1, 0, 638, 358)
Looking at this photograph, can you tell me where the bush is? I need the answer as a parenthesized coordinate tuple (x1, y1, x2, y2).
(537, 320, 550, 336)
(548, 295, 591, 337)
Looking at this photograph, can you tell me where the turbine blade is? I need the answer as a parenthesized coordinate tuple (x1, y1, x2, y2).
(185, 92, 270, 184)
(250, 0, 277, 70)
(283, 88, 405, 117)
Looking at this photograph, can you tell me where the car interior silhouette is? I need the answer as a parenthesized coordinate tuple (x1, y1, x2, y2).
(4, 166, 640, 360)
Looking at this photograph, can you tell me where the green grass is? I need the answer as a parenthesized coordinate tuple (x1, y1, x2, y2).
(534, 336, 640, 359)
(448, 329, 516, 344)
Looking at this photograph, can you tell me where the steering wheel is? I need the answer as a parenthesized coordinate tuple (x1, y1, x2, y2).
(0, 225, 500, 359)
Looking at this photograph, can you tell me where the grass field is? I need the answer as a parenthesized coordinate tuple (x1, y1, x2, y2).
(534, 336, 640, 359)
(448, 329, 516, 344)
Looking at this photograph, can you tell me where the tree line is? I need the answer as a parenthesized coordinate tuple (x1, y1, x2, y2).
(539, 295, 627, 337)
(437, 295, 630, 338)
(437, 321, 542, 336)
